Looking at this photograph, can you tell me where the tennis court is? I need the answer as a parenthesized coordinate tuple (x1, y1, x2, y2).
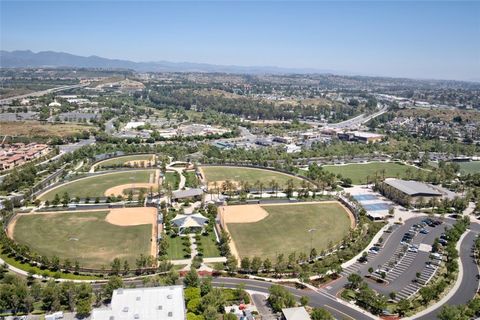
(362, 203, 391, 211)
(353, 194, 378, 201)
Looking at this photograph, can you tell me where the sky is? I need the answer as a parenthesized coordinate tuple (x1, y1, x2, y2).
(1, 0, 479, 81)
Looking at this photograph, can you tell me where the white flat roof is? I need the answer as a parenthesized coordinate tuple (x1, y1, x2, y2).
(92, 286, 185, 320)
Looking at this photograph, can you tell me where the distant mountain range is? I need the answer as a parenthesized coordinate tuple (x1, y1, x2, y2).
(0, 50, 336, 74)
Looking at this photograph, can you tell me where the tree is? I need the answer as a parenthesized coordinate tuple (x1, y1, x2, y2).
(396, 298, 410, 317)
(251, 256, 262, 273)
(76, 299, 92, 318)
(184, 267, 200, 288)
(103, 276, 123, 301)
(300, 295, 309, 306)
(200, 276, 212, 296)
(267, 284, 296, 312)
(240, 257, 251, 272)
(311, 307, 334, 320)
(347, 273, 363, 290)
(110, 258, 121, 275)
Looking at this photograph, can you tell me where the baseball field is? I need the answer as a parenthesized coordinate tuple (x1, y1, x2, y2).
(94, 154, 155, 169)
(221, 202, 353, 260)
(38, 169, 158, 201)
(9, 208, 156, 269)
(200, 166, 305, 188)
(322, 162, 424, 185)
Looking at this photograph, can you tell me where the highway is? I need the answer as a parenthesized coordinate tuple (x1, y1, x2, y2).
(0, 83, 89, 105)
(327, 106, 388, 130)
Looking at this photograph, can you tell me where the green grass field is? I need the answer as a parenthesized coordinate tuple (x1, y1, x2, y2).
(201, 166, 304, 187)
(13, 211, 152, 268)
(227, 202, 351, 260)
(457, 161, 480, 175)
(39, 170, 155, 200)
(322, 162, 424, 185)
(166, 236, 188, 260)
(96, 154, 154, 168)
(164, 171, 180, 189)
(198, 233, 220, 258)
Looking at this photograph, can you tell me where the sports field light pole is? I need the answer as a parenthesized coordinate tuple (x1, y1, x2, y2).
(308, 228, 316, 255)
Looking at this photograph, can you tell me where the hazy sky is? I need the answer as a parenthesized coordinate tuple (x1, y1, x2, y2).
(1, 0, 479, 80)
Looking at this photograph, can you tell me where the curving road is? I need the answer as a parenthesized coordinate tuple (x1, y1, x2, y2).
(211, 277, 375, 320)
(415, 230, 479, 319)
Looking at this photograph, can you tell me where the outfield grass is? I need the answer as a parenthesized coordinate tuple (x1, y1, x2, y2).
(39, 170, 155, 200)
(457, 161, 480, 175)
(201, 166, 304, 187)
(96, 154, 154, 168)
(322, 162, 424, 185)
(13, 211, 152, 268)
(227, 202, 351, 260)
(166, 236, 188, 260)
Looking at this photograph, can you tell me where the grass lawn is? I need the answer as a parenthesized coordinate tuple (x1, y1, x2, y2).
(39, 170, 154, 200)
(198, 233, 220, 258)
(183, 171, 199, 188)
(227, 202, 351, 260)
(457, 161, 480, 175)
(322, 162, 424, 185)
(164, 171, 180, 189)
(166, 236, 188, 260)
(96, 154, 154, 168)
(201, 166, 304, 187)
(0, 121, 94, 138)
(13, 211, 152, 268)
(0, 245, 101, 280)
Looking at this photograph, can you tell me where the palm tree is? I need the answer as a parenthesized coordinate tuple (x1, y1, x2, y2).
(259, 181, 265, 199)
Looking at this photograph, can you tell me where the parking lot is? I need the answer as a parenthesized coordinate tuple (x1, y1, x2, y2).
(332, 216, 452, 301)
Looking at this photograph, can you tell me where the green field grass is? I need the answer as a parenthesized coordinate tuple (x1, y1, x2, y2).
(457, 161, 480, 175)
(96, 154, 154, 168)
(164, 171, 180, 189)
(39, 170, 155, 200)
(13, 211, 152, 268)
(201, 166, 304, 187)
(166, 236, 188, 260)
(183, 171, 199, 188)
(322, 162, 424, 185)
(227, 202, 351, 260)
(198, 233, 220, 258)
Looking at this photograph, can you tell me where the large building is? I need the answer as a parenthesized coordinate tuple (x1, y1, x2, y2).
(91, 286, 186, 320)
(382, 179, 443, 205)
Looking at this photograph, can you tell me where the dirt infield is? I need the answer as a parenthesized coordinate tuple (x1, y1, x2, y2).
(105, 207, 157, 258)
(104, 183, 158, 197)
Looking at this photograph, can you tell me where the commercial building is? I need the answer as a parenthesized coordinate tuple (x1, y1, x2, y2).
(381, 179, 443, 205)
(91, 286, 186, 320)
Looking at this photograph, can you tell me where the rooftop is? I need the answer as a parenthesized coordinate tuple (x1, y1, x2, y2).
(384, 179, 442, 196)
(91, 286, 185, 320)
(172, 188, 204, 199)
(281, 307, 311, 320)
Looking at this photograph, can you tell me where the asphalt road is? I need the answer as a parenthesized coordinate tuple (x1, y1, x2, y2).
(0, 83, 88, 105)
(416, 230, 480, 320)
(211, 277, 374, 320)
